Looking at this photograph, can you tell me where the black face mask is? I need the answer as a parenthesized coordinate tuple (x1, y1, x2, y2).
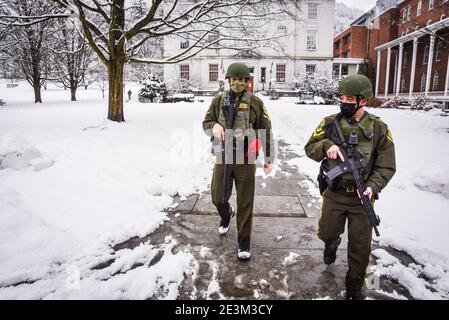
(340, 102, 359, 118)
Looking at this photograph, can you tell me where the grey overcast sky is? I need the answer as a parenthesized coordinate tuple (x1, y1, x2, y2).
(338, 0, 377, 12)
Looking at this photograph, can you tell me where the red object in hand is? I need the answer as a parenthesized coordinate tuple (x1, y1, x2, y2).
(245, 138, 262, 161)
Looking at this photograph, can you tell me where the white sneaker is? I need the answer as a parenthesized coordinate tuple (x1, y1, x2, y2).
(218, 206, 235, 235)
(238, 249, 251, 260)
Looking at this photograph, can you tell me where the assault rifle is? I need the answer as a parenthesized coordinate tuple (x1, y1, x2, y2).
(324, 116, 381, 236)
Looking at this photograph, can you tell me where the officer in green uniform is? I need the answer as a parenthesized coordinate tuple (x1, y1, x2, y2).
(203, 63, 274, 261)
(304, 74, 396, 299)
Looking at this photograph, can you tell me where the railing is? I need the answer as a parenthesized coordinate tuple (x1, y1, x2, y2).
(377, 91, 449, 100)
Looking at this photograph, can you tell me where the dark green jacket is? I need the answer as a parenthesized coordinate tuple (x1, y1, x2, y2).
(203, 91, 274, 163)
(304, 111, 396, 195)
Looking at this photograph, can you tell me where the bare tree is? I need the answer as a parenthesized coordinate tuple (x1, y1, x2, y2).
(52, 0, 299, 122)
(1, 0, 60, 103)
(50, 19, 96, 101)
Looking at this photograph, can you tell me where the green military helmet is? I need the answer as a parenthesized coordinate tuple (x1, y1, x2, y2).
(225, 63, 251, 79)
(338, 74, 373, 99)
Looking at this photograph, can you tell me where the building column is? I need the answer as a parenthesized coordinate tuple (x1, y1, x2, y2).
(445, 53, 449, 97)
(425, 35, 436, 95)
(375, 50, 381, 98)
(339, 63, 342, 79)
(385, 47, 392, 98)
(393, 49, 398, 95)
(409, 38, 418, 98)
(396, 42, 404, 95)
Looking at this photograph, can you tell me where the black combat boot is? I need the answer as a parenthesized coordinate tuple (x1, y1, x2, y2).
(345, 288, 365, 300)
(323, 237, 342, 265)
(218, 206, 235, 235)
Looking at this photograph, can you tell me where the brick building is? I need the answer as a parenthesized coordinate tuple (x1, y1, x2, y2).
(332, 2, 397, 79)
(333, 26, 368, 77)
(333, 0, 448, 106)
(374, 0, 449, 106)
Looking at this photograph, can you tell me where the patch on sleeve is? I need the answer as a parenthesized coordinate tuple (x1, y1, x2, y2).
(386, 128, 394, 142)
(262, 105, 271, 121)
(312, 119, 326, 137)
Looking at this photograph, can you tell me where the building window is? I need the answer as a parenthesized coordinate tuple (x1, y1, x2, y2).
(277, 24, 287, 32)
(208, 33, 219, 43)
(435, 42, 442, 62)
(423, 45, 430, 64)
(407, 6, 411, 21)
(433, 72, 439, 91)
(402, 9, 407, 23)
(209, 64, 218, 82)
(308, 3, 318, 20)
(429, 0, 434, 10)
(276, 64, 286, 82)
(306, 65, 316, 74)
(420, 74, 426, 92)
(260, 67, 266, 83)
(180, 64, 189, 80)
(417, 1, 422, 16)
(307, 31, 317, 50)
(335, 41, 340, 50)
(180, 40, 189, 49)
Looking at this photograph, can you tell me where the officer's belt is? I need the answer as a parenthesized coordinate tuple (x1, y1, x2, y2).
(334, 181, 357, 196)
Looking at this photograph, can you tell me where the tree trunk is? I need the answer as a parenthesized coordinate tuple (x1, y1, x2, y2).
(70, 80, 77, 101)
(107, 59, 125, 122)
(33, 83, 42, 103)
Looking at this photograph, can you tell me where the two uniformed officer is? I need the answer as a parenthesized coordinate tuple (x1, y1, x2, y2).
(203, 63, 274, 261)
(304, 74, 396, 299)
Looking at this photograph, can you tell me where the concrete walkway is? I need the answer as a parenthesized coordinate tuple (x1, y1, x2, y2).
(113, 141, 411, 300)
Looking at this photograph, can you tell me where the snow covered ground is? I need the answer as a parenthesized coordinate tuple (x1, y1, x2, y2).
(1, 82, 448, 299)
(0, 82, 213, 299)
(267, 98, 449, 299)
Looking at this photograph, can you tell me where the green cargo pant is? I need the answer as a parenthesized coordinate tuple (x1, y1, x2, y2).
(318, 188, 373, 291)
(211, 164, 256, 249)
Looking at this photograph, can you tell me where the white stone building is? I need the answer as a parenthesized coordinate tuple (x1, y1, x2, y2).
(163, 0, 335, 93)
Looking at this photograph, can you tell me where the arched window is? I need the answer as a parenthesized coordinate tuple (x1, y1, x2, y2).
(433, 72, 439, 92)
(420, 74, 426, 92)
(423, 45, 430, 64)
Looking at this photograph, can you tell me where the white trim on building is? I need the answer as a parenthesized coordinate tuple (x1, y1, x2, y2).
(163, 0, 335, 92)
(375, 17, 449, 102)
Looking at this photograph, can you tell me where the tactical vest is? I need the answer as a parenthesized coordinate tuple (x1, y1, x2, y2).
(322, 112, 376, 183)
(217, 90, 254, 139)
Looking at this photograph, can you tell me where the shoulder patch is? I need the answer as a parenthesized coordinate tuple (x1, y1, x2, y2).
(312, 118, 327, 137)
(386, 127, 394, 142)
(251, 96, 270, 121)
